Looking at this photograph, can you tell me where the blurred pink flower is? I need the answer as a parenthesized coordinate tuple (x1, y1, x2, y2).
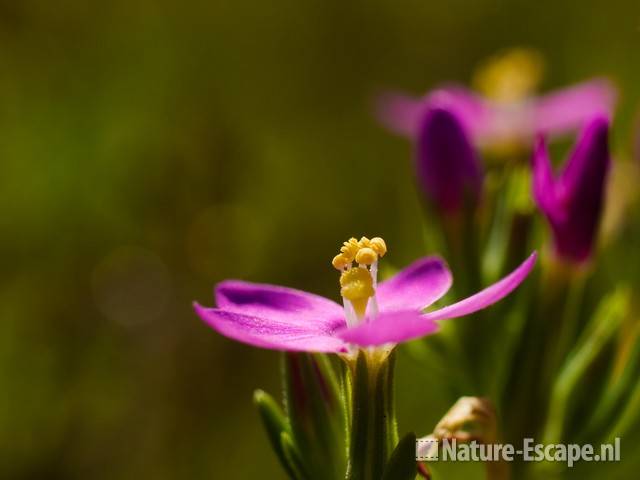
(377, 79, 616, 148)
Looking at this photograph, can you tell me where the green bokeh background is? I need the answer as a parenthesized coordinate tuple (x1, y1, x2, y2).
(1, 1, 638, 478)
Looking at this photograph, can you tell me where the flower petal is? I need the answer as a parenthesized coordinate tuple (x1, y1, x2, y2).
(375, 91, 424, 137)
(376, 86, 488, 139)
(215, 280, 344, 330)
(337, 310, 440, 346)
(552, 117, 610, 262)
(533, 78, 616, 137)
(377, 256, 452, 312)
(429, 87, 490, 139)
(339, 253, 536, 346)
(532, 134, 559, 220)
(480, 102, 535, 145)
(560, 115, 610, 194)
(194, 304, 348, 353)
(423, 252, 537, 322)
(416, 106, 483, 212)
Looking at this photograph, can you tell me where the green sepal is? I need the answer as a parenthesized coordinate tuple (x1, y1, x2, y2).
(381, 432, 417, 480)
(375, 350, 399, 457)
(281, 431, 309, 480)
(253, 389, 298, 479)
(282, 352, 347, 479)
(346, 350, 399, 480)
(346, 350, 371, 480)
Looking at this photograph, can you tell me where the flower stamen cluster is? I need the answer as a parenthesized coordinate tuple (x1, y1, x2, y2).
(332, 237, 387, 270)
(332, 236, 387, 325)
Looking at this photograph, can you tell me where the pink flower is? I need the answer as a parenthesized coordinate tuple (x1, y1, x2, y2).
(194, 237, 537, 352)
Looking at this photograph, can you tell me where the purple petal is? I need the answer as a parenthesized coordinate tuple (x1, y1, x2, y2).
(428, 87, 490, 138)
(376, 86, 489, 139)
(423, 252, 537, 322)
(532, 134, 559, 220)
(480, 102, 535, 145)
(376, 256, 452, 312)
(338, 254, 536, 347)
(215, 280, 344, 330)
(375, 91, 424, 137)
(194, 304, 348, 353)
(561, 116, 610, 193)
(416, 106, 483, 213)
(337, 310, 440, 346)
(534, 79, 617, 137)
(544, 117, 610, 262)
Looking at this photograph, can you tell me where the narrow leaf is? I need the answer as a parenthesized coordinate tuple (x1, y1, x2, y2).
(382, 432, 417, 480)
(254, 389, 297, 479)
(281, 431, 309, 480)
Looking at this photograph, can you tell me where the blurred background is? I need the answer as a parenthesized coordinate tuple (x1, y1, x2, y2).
(1, 0, 639, 478)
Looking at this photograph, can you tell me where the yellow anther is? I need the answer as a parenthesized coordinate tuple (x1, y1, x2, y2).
(332, 253, 352, 271)
(340, 267, 374, 317)
(333, 235, 387, 275)
(340, 237, 360, 261)
(355, 247, 377, 265)
(369, 237, 387, 257)
(472, 47, 544, 103)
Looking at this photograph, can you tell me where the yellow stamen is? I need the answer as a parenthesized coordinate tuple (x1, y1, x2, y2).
(340, 237, 360, 261)
(472, 47, 544, 103)
(355, 247, 377, 265)
(331, 235, 387, 270)
(340, 267, 374, 317)
(369, 237, 387, 257)
(332, 253, 352, 271)
(332, 236, 387, 320)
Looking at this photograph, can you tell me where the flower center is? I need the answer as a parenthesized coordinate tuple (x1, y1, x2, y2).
(472, 47, 544, 103)
(332, 236, 387, 327)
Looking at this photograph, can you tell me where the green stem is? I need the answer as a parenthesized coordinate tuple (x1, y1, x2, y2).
(545, 271, 587, 386)
(346, 349, 398, 480)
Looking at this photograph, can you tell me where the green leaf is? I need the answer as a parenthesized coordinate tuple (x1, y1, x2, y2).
(542, 287, 630, 444)
(254, 389, 298, 479)
(382, 432, 417, 480)
(606, 374, 640, 442)
(282, 352, 347, 479)
(579, 328, 640, 442)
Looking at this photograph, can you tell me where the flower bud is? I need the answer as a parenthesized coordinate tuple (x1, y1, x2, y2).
(533, 116, 610, 263)
(416, 105, 483, 215)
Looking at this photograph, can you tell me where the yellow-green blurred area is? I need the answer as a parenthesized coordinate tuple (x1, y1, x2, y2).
(0, 0, 638, 478)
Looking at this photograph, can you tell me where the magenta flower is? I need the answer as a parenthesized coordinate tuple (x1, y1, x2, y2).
(533, 116, 610, 263)
(377, 79, 616, 148)
(194, 237, 537, 352)
(416, 105, 483, 213)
